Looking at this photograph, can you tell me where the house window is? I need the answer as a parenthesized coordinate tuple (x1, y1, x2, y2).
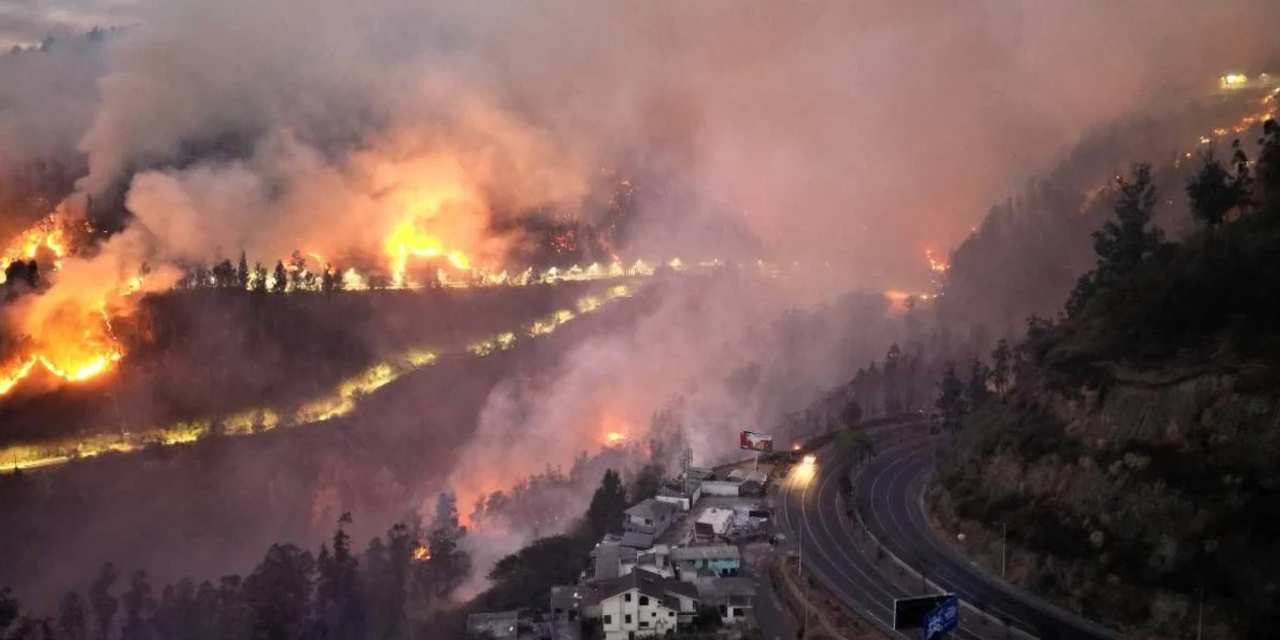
(639, 596, 649, 606)
(639, 622, 649, 629)
(625, 614, 632, 624)
(604, 615, 612, 625)
(624, 593, 632, 603)
(668, 611, 674, 617)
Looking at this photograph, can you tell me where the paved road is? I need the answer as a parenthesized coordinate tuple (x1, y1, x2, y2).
(776, 440, 988, 640)
(846, 439, 1128, 640)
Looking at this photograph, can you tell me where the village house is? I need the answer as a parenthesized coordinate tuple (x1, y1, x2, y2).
(623, 498, 678, 537)
(695, 577, 757, 624)
(670, 545, 742, 580)
(598, 568, 699, 640)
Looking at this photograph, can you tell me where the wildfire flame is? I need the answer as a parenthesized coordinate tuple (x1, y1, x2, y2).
(0, 216, 69, 283)
(385, 216, 471, 287)
(413, 545, 431, 562)
(605, 432, 627, 444)
(0, 217, 127, 395)
(924, 249, 949, 274)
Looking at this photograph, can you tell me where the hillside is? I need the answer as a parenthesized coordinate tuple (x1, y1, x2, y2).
(938, 88, 1277, 332)
(929, 119, 1280, 640)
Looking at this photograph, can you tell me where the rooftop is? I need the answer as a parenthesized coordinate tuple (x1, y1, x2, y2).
(619, 531, 655, 549)
(625, 498, 679, 521)
(670, 545, 741, 562)
(598, 568, 698, 605)
(695, 577, 758, 600)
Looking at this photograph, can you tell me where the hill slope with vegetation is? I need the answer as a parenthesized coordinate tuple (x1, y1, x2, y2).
(930, 119, 1280, 640)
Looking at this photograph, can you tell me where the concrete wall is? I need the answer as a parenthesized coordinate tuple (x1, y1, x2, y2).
(601, 589, 678, 640)
(700, 480, 741, 496)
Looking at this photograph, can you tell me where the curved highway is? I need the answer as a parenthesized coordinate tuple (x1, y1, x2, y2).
(777, 439, 987, 640)
(778, 434, 1128, 640)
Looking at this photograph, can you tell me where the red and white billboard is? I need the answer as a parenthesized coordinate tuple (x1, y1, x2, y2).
(739, 430, 774, 452)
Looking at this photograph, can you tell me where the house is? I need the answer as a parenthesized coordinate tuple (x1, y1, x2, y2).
(619, 531, 655, 549)
(598, 569, 700, 640)
(623, 499, 678, 537)
(655, 484, 702, 511)
(550, 584, 599, 623)
(671, 545, 742, 580)
(695, 577, 757, 624)
(634, 545, 674, 578)
(738, 471, 768, 497)
(590, 540, 638, 582)
(692, 508, 734, 543)
(700, 479, 743, 497)
(467, 611, 520, 639)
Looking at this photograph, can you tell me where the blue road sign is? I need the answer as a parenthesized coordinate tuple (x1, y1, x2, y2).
(923, 595, 959, 640)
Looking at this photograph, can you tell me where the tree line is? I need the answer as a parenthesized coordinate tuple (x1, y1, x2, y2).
(0, 496, 470, 640)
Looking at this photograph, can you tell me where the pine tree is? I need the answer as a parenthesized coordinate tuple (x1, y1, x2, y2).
(583, 469, 628, 540)
(965, 358, 991, 411)
(87, 563, 119, 640)
(288, 251, 307, 291)
(991, 339, 1012, 396)
(57, 592, 89, 640)
(252, 262, 268, 293)
(244, 544, 315, 640)
(272, 261, 287, 293)
(883, 343, 902, 414)
(1067, 164, 1164, 316)
(236, 251, 250, 291)
(315, 513, 364, 640)
(1186, 146, 1245, 227)
(120, 570, 156, 640)
(935, 361, 966, 432)
(1257, 119, 1280, 208)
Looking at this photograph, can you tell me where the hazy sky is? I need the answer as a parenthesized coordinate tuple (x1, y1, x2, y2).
(3, 0, 1280, 293)
(0, 0, 135, 48)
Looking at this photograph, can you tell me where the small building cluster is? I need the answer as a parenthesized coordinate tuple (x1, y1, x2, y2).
(468, 463, 777, 640)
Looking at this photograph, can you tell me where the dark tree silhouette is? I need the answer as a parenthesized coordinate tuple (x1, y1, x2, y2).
(1186, 145, 1247, 227)
(991, 338, 1012, 396)
(236, 251, 250, 290)
(936, 361, 966, 432)
(57, 592, 89, 640)
(87, 563, 119, 640)
(120, 570, 156, 640)
(272, 261, 287, 293)
(243, 544, 314, 640)
(1067, 164, 1164, 316)
(583, 469, 628, 540)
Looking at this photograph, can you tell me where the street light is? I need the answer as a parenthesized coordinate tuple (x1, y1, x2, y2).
(792, 457, 817, 639)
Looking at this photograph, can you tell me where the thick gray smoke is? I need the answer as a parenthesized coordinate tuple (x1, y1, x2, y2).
(54, 0, 1280, 292)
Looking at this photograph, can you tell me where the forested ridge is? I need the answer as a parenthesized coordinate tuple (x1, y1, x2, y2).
(931, 118, 1280, 640)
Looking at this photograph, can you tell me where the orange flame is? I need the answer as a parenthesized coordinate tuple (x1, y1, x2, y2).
(413, 545, 431, 561)
(0, 217, 68, 283)
(924, 249, 949, 274)
(384, 218, 471, 286)
(0, 302, 123, 396)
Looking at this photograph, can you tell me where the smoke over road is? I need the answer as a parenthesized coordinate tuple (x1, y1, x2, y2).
(1, 0, 1279, 604)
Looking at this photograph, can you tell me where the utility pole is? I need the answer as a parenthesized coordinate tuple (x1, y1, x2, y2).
(1196, 585, 1205, 640)
(796, 470, 811, 639)
(1002, 523, 1008, 579)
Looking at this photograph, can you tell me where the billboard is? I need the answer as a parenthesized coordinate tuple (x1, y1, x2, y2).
(893, 594, 954, 630)
(923, 595, 960, 640)
(739, 430, 774, 452)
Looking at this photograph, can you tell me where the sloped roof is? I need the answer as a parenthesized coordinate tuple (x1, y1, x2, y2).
(620, 531, 655, 549)
(625, 498, 678, 521)
(670, 545, 741, 562)
(598, 568, 699, 605)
